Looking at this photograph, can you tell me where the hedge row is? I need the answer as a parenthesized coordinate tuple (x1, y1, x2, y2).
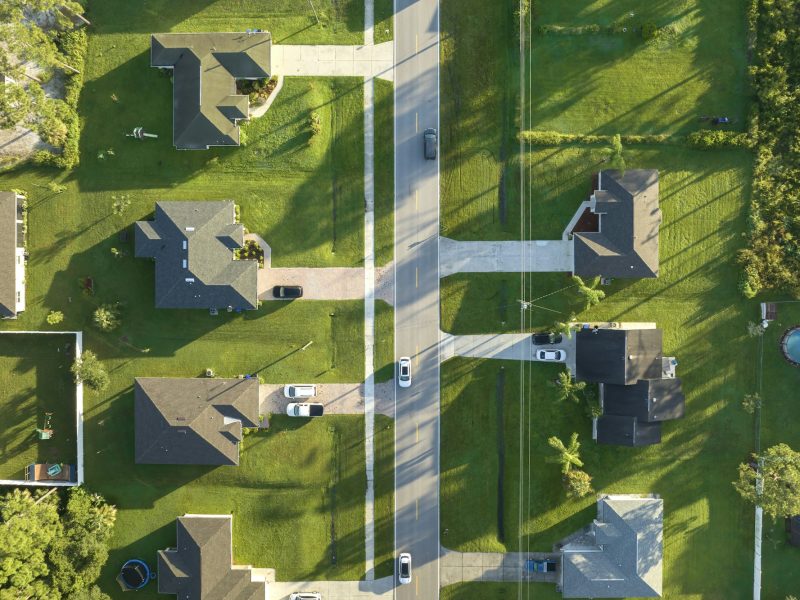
(519, 129, 751, 149)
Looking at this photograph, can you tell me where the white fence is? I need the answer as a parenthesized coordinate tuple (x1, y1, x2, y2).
(0, 331, 84, 487)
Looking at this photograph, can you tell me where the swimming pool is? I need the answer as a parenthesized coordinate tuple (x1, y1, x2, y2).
(781, 326, 800, 366)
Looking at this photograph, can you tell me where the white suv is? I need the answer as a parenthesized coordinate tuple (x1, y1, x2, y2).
(284, 384, 317, 398)
(398, 357, 412, 388)
(289, 593, 321, 600)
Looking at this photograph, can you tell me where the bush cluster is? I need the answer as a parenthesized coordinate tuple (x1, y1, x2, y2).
(520, 130, 675, 147)
(738, 0, 800, 297)
(686, 129, 752, 149)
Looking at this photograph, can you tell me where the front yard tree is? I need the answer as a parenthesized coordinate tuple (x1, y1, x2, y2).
(93, 304, 120, 331)
(565, 469, 594, 499)
(547, 432, 584, 475)
(733, 443, 800, 519)
(552, 370, 586, 404)
(572, 275, 606, 309)
(601, 133, 626, 174)
(71, 350, 109, 391)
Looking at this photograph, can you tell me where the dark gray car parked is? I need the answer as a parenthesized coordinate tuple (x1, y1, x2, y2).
(423, 128, 437, 160)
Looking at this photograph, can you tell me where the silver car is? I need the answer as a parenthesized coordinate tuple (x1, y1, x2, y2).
(398, 553, 412, 584)
(398, 357, 412, 388)
(289, 593, 321, 600)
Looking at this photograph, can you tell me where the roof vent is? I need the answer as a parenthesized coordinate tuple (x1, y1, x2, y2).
(182, 240, 187, 250)
(185, 277, 195, 283)
(186, 227, 195, 232)
(182, 259, 187, 269)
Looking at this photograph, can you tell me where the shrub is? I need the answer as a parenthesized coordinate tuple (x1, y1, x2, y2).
(641, 21, 659, 40)
(309, 111, 322, 139)
(93, 305, 120, 332)
(46, 310, 64, 325)
(565, 469, 593, 499)
(742, 393, 762, 414)
(71, 351, 109, 391)
(687, 129, 752, 149)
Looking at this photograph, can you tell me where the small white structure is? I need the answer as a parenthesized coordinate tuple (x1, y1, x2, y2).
(0, 191, 26, 319)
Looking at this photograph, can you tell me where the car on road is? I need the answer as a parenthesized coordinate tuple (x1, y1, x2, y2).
(532, 333, 563, 345)
(398, 553, 412, 584)
(537, 349, 565, 362)
(398, 356, 412, 388)
(284, 384, 317, 398)
(289, 593, 321, 600)
(286, 403, 324, 417)
(423, 128, 437, 160)
(273, 285, 303, 299)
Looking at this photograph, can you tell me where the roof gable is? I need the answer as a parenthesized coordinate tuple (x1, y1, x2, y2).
(574, 169, 661, 279)
(150, 32, 271, 150)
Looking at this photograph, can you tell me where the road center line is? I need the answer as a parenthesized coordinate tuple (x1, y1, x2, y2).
(415, 267, 419, 288)
(415, 111, 419, 132)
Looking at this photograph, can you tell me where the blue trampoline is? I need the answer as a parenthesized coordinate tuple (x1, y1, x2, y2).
(117, 559, 152, 591)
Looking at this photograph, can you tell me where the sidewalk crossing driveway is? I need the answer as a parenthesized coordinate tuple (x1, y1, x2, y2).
(439, 237, 573, 277)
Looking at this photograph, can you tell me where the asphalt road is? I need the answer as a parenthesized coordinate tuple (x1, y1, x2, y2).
(393, 0, 441, 599)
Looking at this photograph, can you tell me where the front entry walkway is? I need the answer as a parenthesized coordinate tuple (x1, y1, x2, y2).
(440, 548, 560, 586)
(272, 42, 394, 81)
(439, 237, 573, 277)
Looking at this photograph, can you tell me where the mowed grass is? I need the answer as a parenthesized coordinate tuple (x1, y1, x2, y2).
(373, 415, 395, 579)
(0, 0, 380, 591)
(95, 415, 368, 598)
(440, 147, 761, 596)
(441, 272, 586, 334)
(529, 0, 749, 134)
(758, 302, 800, 600)
(0, 334, 76, 480)
(374, 79, 395, 266)
(375, 300, 395, 382)
(440, 0, 520, 241)
(88, 0, 366, 44)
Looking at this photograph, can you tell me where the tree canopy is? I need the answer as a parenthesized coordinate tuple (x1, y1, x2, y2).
(733, 443, 800, 519)
(0, 487, 116, 599)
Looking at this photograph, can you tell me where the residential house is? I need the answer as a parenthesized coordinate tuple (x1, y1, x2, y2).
(0, 191, 26, 319)
(151, 32, 271, 150)
(135, 201, 258, 310)
(556, 494, 663, 598)
(135, 377, 260, 466)
(158, 514, 267, 599)
(575, 328, 685, 446)
(572, 169, 661, 279)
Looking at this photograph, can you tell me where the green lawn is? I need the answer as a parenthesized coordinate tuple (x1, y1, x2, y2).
(373, 414, 395, 579)
(528, 1, 749, 135)
(440, 146, 761, 596)
(88, 0, 367, 44)
(95, 415, 368, 598)
(758, 302, 800, 599)
(374, 79, 395, 266)
(0, 334, 76, 480)
(440, 0, 520, 241)
(441, 272, 586, 334)
(374, 0, 394, 44)
(0, 0, 381, 591)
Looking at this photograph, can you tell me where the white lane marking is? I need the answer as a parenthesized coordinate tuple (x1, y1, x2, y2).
(415, 267, 419, 288)
(416, 111, 419, 132)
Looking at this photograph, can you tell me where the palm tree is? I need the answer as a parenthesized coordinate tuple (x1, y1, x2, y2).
(553, 316, 576, 339)
(572, 275, 606, 309)
(552, 370, 586, 403)
(547, 432, 584, 475)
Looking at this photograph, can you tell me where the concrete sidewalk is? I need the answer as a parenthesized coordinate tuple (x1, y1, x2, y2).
(439, 237, 573, 277)
(272, 42, 394, 81)
(440, 548, 560, 586)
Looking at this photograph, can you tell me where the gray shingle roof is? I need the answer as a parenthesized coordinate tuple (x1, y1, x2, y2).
(158, 515, 266, 600)
(0, 192, 23, 319)
(135, 377, 259, 466)
(574, 169, 661, 279)
(575, 329, 663, 386)
(135, 201, 258, 310)
(596, 414, 662, 447)
(561, 495, 663, 598)
(151, 32, 271, 150)
(603, 378, 686, 422)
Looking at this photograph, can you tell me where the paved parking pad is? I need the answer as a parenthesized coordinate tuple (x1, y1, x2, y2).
(440, 548, 560, 585)
(260, 382, 395, 418)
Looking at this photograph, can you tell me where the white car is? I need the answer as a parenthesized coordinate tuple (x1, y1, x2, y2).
(289, 593, 321, 600)
(284, 384, 316, 398)
(398, 553, 412, 584)
(398, 357, 412, 388)
(286, 403, 324, 417)
(537, 349, 565, 361)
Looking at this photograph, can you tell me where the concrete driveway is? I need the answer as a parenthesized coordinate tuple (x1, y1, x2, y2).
(272, 42, 394, 81)
(439, 237, 574, 277)
(260, 382, 395, 418)
(266, 577, 393, 600)
(441, 332, 577, 374)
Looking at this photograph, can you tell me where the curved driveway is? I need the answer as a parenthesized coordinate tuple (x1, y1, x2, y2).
(393, 0, 441, 599)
